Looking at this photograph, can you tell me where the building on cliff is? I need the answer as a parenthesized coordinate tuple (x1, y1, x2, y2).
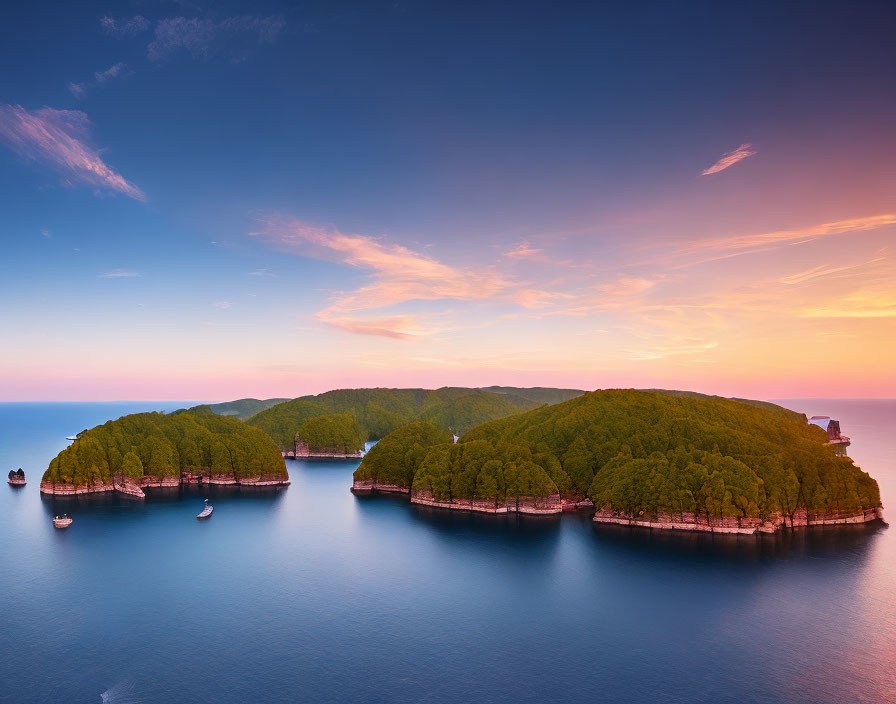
(808, 416, 850, 456)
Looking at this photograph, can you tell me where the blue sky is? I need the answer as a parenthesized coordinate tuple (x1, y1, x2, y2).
(1, 0, 895, 400)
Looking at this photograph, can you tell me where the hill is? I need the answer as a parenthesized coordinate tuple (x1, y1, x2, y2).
(352, 389, 882, 532)
(41, 410, 288, 498)
(245, 387, 546, 455)
(479, 386, 584, 406)
(203, 398, 290, 419)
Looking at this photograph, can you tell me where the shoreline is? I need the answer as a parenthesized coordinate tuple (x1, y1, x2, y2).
(351, 480, 883, 532)
(592, 507, 885, 534)
(283, 450, 363, 460)
(41, 474, 290, 499)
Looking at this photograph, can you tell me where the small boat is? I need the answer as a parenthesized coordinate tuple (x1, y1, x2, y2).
(53, 514, 73, 529)
(196, 499, 214, 520)
(7, 468, 26, 486)
(65, 435, 78, 442)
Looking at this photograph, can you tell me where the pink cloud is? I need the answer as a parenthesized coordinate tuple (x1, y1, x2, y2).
(250, 217, 524, 339)
(0, 105, 145, 201)
(676, 214, 896, 259)
(597, 276, 659, 296)
(319, 314, 439, 340)
(504, 241, 544, 258)
(253, 217, 514, 304)
(701, 143, 756, 175)
(513, 289, 572, 308)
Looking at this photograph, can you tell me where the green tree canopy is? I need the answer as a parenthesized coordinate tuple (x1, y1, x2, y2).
(43, 410, 287, 488)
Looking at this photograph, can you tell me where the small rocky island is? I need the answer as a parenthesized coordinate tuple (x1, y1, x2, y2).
(352, 390, 883, 533)
(40, 409, 288, 498)
(7, 468, 26, 486)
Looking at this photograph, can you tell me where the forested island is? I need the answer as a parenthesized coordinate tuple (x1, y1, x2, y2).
(41, 409, 288, 498)
(353, 389, 883, 533)
(242, 387, 583, 458)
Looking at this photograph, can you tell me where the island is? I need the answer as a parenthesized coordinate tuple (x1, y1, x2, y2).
(7, 468, 26, 486)
(243, 386, 583, 459)
(352, 389, 883, 532)
(40, 409, 288, 498)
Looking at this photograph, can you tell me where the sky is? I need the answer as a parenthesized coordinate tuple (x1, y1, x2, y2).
(1, 0, 895, 401)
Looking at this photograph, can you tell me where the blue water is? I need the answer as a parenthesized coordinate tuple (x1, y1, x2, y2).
(1, 401, 894, 704)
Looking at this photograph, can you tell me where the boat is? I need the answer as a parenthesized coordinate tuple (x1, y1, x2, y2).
(196, 499, 214, 520)
(65, 435, 78, 442)
(53, 514, 73, 529)
(7, 468, 26, 486)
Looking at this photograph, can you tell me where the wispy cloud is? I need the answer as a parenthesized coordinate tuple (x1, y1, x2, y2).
(147, 15, 285, 62)
(597, 275, 660, 296)
(211, 301, 233, 309)
(100, 15, 151, 37)
(0, 105, 146, 201)
(701, 143, 756, 175)
(675, 214, 896, 261)
(68, 62, 129, 100)
(40, 229, 51, 239)
(627, 339, 719, 361)
(799, 291, 896, 318)
(249, 268, 277, 277)
(251, 217, 517, 338)
(513, 289, 573, 309)
(322, 314, 440, 340)
(99, 269, 141, 278)
(777, 253, 887, 285)
(504, 241, 543, 258)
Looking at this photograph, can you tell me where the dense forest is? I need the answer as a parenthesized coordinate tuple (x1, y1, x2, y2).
(245, 387, 553, 452)
(479, 386, 584, 406)
(42, 410, 287, 491)
(353, 422, 453, 489)
(354, 390, 881, 524)
(204, 398, 290, 419)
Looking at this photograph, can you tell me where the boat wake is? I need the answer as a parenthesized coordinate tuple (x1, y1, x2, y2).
(100, 679, 143, 704)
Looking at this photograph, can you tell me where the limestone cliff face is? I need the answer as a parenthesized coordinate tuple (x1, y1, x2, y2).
(352, 478, 591, 514)
(40, 479, 116, 496)
(350, 478, 410, 494)
(40, 470, 290, 497)
(592, 506, 884, 534)
(410, 489, 562, 515)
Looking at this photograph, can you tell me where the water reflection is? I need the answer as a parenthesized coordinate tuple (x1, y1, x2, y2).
(591, 519, 886, 563)
(38, 483, 288, 515)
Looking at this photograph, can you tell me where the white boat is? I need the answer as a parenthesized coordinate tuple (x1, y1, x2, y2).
(53, 514, 73, 529)
(65, 435, 78, 442)
(196, 499, 214, 519)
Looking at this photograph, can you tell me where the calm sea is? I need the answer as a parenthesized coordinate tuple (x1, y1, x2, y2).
(0, 400, 894, 704)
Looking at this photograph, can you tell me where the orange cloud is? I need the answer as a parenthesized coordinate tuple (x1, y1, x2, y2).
(251, 217, 518, 338)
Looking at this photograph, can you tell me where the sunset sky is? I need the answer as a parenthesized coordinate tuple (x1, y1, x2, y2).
(1, 0, 894, 401)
